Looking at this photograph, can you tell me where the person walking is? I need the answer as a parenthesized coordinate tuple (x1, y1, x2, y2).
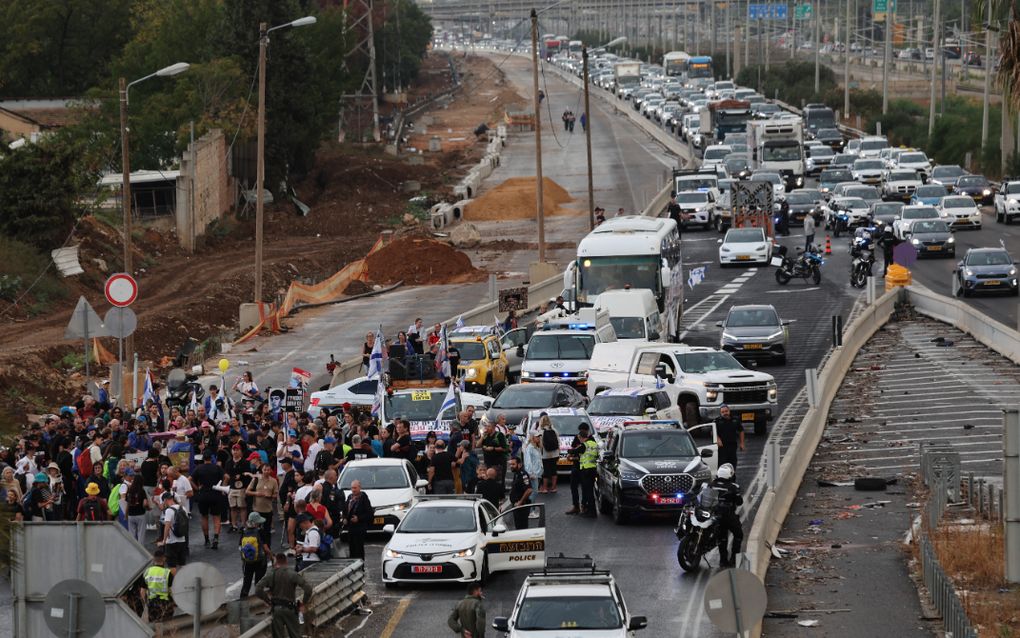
(239, 512, 272, 599)
(479, 420, 508, 485)
(576, 426, 599, 519)
(538, 415, 559, 494)
(246, 463, 279, 547)
(344, 479, 373, 559)
(157, 492, 189, 569)
(713, 405, 745, 470)
(803, 211, 816, 251)
(76, 481, 108, 521)
(448, 583, 486, 638)
(456, 440, 479, 494)
(124, 474, 150, 545)
(255, 553, 313, 638)
(428, 439, 456, 495)
(579, 112, 587, 132)
(192, 453, 225, 550)
(562, 110, 570, 131)
(295, 514, 321, 572)
(142, 549, 175, 623)
(710, 463, 744, 567)
(523, 433, 543, 502)
(878, 226, 897, 277)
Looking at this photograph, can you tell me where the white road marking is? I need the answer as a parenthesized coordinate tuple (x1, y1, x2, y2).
(766, 287, 821, 293)
(678, 294, 730, 341)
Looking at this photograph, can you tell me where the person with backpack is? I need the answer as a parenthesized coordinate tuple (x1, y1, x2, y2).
(76, 482, 108, 521)
(239, 512, 271, 598)
(448, 583, 486, 638)
(538, 415, 560, 494)
(523, 433, 544, 501)
(23, 472, 53, 522)
(124, 472, 150, 544)
(295, 514, 322, 571)
(158, 492, 189, 568)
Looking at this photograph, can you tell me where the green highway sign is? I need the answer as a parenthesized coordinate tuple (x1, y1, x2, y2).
(795, 3, 813, 19)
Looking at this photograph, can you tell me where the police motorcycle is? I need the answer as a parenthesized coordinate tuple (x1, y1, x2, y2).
(674, 462, 723, 572)
(850, 226, 878, 288)
(165, 368, 204, 409)
(774, 243, 824, 286)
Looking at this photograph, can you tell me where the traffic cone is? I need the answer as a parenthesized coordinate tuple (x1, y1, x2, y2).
(825, 235, 832, 255)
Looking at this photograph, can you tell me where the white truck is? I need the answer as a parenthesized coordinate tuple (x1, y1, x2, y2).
(586, 342, 778, 434)
(593, 288, 663, 341)
(746, 119, 805, 191)
(613, 61, 642, 99)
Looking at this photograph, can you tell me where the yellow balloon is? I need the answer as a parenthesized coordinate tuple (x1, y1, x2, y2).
(218, 358, 230, 373)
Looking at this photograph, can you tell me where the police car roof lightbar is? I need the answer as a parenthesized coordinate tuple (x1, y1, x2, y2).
(621, 419, 683, 428)
(539, 554, 601, 575)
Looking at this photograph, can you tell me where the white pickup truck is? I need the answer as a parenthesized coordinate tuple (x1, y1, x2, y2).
(586, 343, 778, 434)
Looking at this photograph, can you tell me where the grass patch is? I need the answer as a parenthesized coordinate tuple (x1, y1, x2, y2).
(0, 236, 68, 310)
(56, 352, 86, 372)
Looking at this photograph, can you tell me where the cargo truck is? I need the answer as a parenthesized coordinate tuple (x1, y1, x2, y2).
(613, 61, 642, 99)
(746, 119, 805, 190)
(698, 99, 752, 145)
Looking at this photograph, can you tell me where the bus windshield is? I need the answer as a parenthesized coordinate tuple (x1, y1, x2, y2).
(578, 255, 660, 302)
(688, 60, 713, 78)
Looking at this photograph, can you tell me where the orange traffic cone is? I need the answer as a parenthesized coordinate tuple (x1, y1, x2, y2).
(825, 235, 832, 255)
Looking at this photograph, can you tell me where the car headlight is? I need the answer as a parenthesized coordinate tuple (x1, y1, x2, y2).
(454, 547, 475, 558)
(766, 330, 784, 341)
(464, 368, 478, 380)
(964, 269, 974, 277)
(796, 176, 804, 186)
(521, 370, 532, 378)
(392, 500, 413, 511)
(705, 390, 719, 401)
(754, 244, 766, 251)
(385, 548, 403, 559)
(768, 384, 778, 401)
(911, 238, 920, 245)
(947, 236, 955, 243)
(721, 246, 731, 252)
(1009, 198, 1019, 205)
(983, 189, 991, 195)
(1011, 267, 1018, 276)
(721, 331, 737, 341)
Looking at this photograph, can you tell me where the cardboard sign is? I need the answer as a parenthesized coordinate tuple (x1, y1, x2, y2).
(285, 388, 304, 413)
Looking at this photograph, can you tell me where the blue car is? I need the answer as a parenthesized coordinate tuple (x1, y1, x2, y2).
(911, 184, 948, 206)
(956, 247, 1018, 297)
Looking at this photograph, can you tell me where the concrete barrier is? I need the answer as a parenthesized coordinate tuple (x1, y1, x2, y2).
(450, 199, 471, 221)
(907, 285, 1020, 364)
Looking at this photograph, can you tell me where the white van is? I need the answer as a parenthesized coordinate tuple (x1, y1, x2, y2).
(521, 308, 616, 392)
(594, 288, 662, 341)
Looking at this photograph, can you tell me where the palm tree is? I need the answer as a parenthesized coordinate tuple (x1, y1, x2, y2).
(975, 0, 1018, 170)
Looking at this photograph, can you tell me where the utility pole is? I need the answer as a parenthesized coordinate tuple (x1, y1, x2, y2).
(882, 1, 893, 113)
(980, 0, 993, 149)
(745, 0, 752, 66)
(727, 2, 732, 77)
(928, 0, 941, 135)
(583, 46, 595, 230)
(1005, 409, 1020, 583)
(530, 9, 546, 263)
(254, 22, 268, 304)
(814, 1, 821, 92)
(844, 0, 851, 117)
(118, 77, 134, 373)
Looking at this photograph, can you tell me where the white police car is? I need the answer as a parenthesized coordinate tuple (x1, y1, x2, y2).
(381, 496, 546, 586)
(586, 388, 680, 434)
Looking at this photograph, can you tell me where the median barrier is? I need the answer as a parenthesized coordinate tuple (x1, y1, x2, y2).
(450, 200, 471, 221)
(906, 284, 1020, 364)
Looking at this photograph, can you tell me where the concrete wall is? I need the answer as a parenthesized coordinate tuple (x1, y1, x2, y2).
(176, 129, 235, 251)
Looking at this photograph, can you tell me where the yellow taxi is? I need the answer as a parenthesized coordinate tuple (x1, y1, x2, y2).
(450, 327, 508, 396)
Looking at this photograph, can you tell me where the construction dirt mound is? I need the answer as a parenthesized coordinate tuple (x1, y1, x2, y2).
(363, 236, 486, 286)
(465, 177, 580, 221)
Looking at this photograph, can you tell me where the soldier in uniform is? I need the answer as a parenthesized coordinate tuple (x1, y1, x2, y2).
(255, 553, 314, 638)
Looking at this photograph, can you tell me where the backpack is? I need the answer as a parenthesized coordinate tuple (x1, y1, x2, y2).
(542, 428, 559, 452)
(239, 532, 262, 563)
(81, 497, 103, 521)
(77, 448, 93, 477)
(316, 529, 334, 561)
(170, 505, 189, 538)
(108, 489, 120, 516)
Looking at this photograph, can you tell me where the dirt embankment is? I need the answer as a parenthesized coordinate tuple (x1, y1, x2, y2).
(465, 177, 581, 221)
(364, 236, 485, 286)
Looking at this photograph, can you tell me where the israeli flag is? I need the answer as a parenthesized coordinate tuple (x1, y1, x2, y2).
(655, 375, 665, 389)
(435, 382, 457, 429)
(455, 315, 464, 330)
(687, 266, 707, 290)
(372, 376, 386, 417)
(188, 388, 198, 412)
(142, 368, 156, 406)
(367, 330, 385, 379)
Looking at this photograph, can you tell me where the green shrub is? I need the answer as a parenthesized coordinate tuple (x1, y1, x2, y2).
(737, 61, 837, 107)
(0, 236, 68, 309)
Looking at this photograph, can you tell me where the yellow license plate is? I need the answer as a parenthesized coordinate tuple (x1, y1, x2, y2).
(984, 280, 1001, 285)
(743, 343, 763, 350)
(558, 458, 572, 465)
(927, 245, 942, 251)
(741, 412, 755, 421)
(736, 255, 751, 261)
(373, 517, 385, 525)
(410, 390, 432, 401)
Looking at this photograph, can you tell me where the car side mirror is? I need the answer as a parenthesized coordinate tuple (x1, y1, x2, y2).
(492, 523, 507, 536)
(715, 321, 723, 327)
(700, 448, 714, 458)
(629, 616, 649, 630)
(782, 320, 792, 325)
(492, 617, 510, 632)
(484, 400, 492, 410)
(383, 524, 396, 534)
(717, 238, 723, 244)
(415, 479, 429, 490)
(516, 344, 525, 358)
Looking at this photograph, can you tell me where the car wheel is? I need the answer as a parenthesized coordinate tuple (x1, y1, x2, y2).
(478, 556, 490, 584)
(612, 492, 628, 525)
(598, 484, 613, 515)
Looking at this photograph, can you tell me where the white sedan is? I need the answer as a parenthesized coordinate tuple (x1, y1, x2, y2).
(308, 376, 377, 414)
(339, 458, 428, 533)
(937, 195, 982, 230)
(381, 496, 545, 586)
(892, 205, 941, 240)
(719, 227, 772, 266)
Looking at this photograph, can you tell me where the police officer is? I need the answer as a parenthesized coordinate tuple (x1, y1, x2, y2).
(776, 197, 790, 236)
(577, 425, 599, 519)
(713, 405, 745, 469)
(507, 456, 532, 529)
(255, 553, 313, 638)
(877, 226, 898, 277)
(711, 463, 744, 567)
(564, 422, 590, 516)
(142, 549, 175, 623)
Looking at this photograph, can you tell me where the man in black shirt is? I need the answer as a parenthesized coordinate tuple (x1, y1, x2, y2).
(224, 445, 253, 533)
(475, 467, 504, 508)
(507, 456, 532, 529)
(479, 420, 508, 483)
(713, 404, 745, 469)
(428, 439, 456, 494)
(314, 437, 337, 475)
(389, 421, 415, 463)
(345, 435, 377, 463)
(191, 454, 226, 549)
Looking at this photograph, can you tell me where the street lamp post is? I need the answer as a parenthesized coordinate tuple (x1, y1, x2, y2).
(119, 61, 189, 377)
(253, 15, 317, 305)
(582, 36, 626, 231)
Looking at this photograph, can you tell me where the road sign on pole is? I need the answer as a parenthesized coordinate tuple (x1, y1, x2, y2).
(65, 296, 108, 390)
(704, 568, 768, 634)
(105, 272, 138, 307)
(44, 579, 106, 638)
(795, 3, 813, 19)
(104, 306, 138, 403)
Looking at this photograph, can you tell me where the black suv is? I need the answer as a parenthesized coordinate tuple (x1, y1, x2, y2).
(595, 421, 713, 525)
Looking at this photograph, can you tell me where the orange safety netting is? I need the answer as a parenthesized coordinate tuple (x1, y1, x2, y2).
(92, 337, 117, 365)
(234, 236, 385, 345)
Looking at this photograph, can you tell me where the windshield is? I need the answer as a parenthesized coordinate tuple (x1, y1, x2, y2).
(966, 251, 1012, 266)
(339, 465, 409, 490)
(703, 148, 729, 160)
(809, 147, 834, 159)
(900, 153, 927, 163)
(724, 229, 765, 243)
(677, 176, 717, 191)
(932, 166, 965, 179)
(516, 597, 623, 631)
(622, 430, 697, 458)
(911, 220, 950, 233)
(493, 386, 555, 409)
(609, 317, 646, 339)
(916, 185, 947, 197)
(786, 192, 814, 204)
(854, 160, 884, 170)
(589, 395, 644, 416)
(725, 158, 749, 172)
(845, 187, 878, 200)
(838, 198, 869, 210)
(903, 207, 938, 219)
(830, 155, 855, 166)
(888, 171, 918, 181)
(754, 173, 781, 185)
(689, 62, 712, 78)
(861, 139, 889, 151)
(385, 391, 452, 422)
(526, 334, 596, 361)
(873, 203, 903, 217)
(762, 145, 801, 161)
(957, 176, 988, 187)
(818, 128, 841, 137)
(726, 308, 779, 327)
(549, 415, 590, 437)
(579, 255, 661, 302)
(1007, 183, 1020, 194)
(454, 342, 487, 361)
(676, 351, 743, 373)
(943, 197, 973, 209)
(398, 506, 477, 534)
(677, 192, 709, 204)
(820, 170, 853, 183)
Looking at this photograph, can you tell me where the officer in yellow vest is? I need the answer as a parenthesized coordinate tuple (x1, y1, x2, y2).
(142, 548, 175, 623)
(577, 424, 599, 519)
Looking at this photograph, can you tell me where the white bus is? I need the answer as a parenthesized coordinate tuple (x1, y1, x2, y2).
(663, 51, 691, 77)
(563, 216, 684, 342)
(568, 40, 583, 56)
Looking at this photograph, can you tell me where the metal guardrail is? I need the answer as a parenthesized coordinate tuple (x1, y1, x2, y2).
(964, 472, 1005, 523)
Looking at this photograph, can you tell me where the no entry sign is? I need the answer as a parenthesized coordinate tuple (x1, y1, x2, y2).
(104, 273, 138, 308)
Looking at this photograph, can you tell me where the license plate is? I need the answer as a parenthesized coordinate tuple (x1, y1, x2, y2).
(558, 458, 572, 465)
(658, 497, 682, 505)
(743, 343, 763, 350)
(373, 517, 385, 525)
(984, 280, 1001, 285)
(411, 565, 443, 574)
(741, 412, 755, 421)
(927, 245, 942, 251)
(736, 255, 751, 261)
(770, 256, 784, 267)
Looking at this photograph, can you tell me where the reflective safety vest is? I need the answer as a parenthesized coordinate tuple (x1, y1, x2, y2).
(144, 566, 171, 600)
(579, 439, 599, 469)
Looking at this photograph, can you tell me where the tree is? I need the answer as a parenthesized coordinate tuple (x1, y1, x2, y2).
(376, 0, 433, 91)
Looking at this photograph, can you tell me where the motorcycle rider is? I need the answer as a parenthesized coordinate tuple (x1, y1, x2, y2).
(711, 463, 744, 568)
(774, 198, 790, 236)
(877, 226, 898, 277)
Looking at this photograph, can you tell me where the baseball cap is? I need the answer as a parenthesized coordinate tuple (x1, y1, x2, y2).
(247, 451, 261, 461)
(161, 491, 176, 501)
(295, 513, 312, 524)
(124, 468, 135, 477)
(247, 512, 266, 526)
(232, 443, 242, 450)
(577, 422, 591, 431)
(323, 436, 337, 444)
(33, 472, 48, 483)
(280, 457, 293, 466)
(137, 415, 148, 423)
(287, 429, 297, 437)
